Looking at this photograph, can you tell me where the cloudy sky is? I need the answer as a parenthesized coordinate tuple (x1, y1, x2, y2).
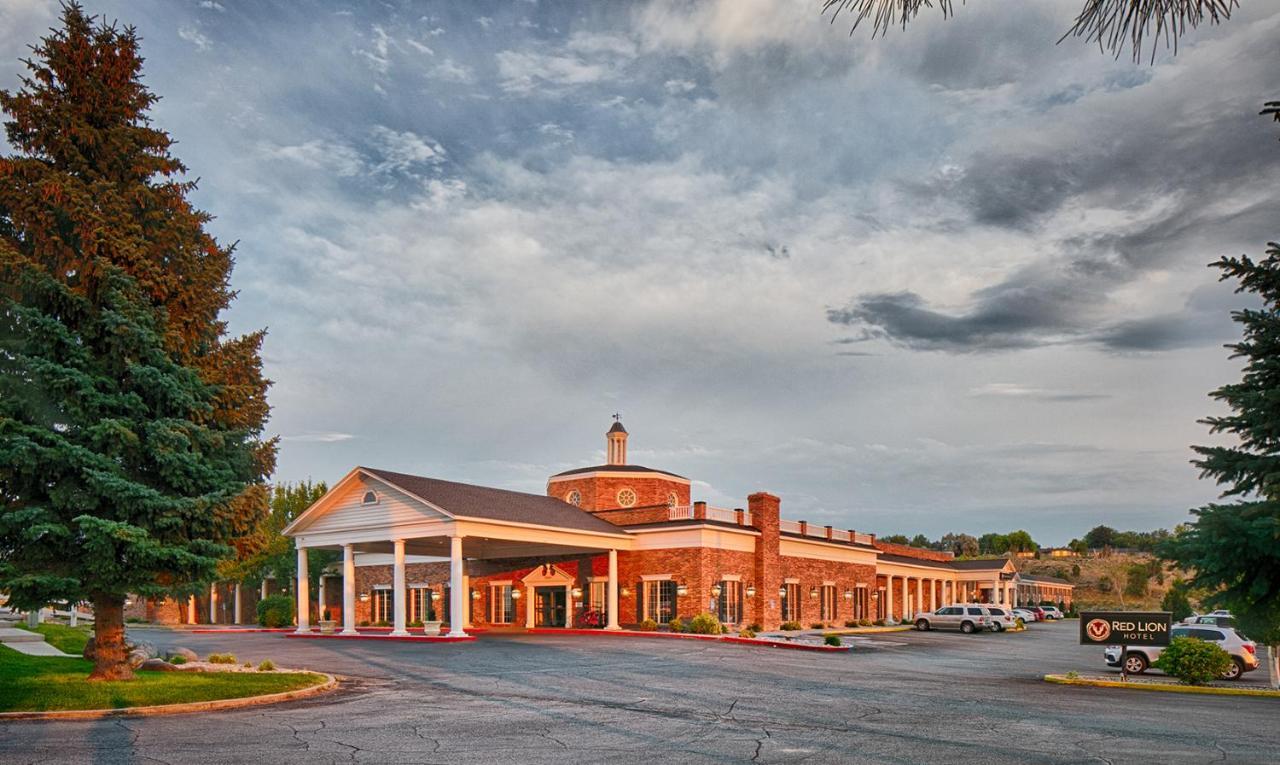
(3, 0, 1276, 544)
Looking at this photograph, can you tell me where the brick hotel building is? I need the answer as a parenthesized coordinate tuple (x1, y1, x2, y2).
(139, 420, 1073, 632)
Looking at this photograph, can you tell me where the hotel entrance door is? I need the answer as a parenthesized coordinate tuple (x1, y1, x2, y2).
(535, 586, 567, 627)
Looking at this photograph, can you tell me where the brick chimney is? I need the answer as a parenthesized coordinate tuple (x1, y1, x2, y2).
(749, 492, 781, 630)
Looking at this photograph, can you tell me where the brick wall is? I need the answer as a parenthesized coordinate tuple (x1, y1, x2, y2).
(778, 556, 877, 627)
(547, 474, 690, 513)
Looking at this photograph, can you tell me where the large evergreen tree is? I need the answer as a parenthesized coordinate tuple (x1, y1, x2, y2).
(1162, 238, 1280, 688)
(0, 5, 273, 679)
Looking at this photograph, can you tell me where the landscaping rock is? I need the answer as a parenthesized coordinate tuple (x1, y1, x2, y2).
(165, 647, 198, 663)
(127, 640, 158, 659)
(127, 649, 150, 668)
(139, 657, 179, 672)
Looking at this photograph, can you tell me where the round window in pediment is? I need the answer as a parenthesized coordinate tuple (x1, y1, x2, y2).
(566, 490, 582, 507)
(616, 488, 637, 508)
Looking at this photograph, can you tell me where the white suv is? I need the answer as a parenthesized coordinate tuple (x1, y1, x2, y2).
(1103, 625, 1259, 680)
(983, 606, 1019, 632)
(1039, 606, 1064, 619)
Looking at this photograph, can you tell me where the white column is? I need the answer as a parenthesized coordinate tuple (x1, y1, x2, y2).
(342, 544, 357, 635)
(317, 576, 326, 621)
(295, 548, 311, 633)
(447, 535, 468, 637)
(606, 549, 620, 630)
(234, 583, 243, 625)
(391, 539, 408, 636)
(187, 594, 196, 625)
(68, 601, 78, 627)
(525, 585, 535, 628)
(885, 576, 894, 621)
(990, 579, 998, 604)
(462, 574, 473, 629)
(261, 579, 269, 599)
(209, 582, 218, 624)
(901, 577, 909, 620)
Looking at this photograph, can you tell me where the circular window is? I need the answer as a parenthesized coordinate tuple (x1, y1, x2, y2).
(666, 492, 678, 507)
(616, 488, 637, 508)
(565, 490, 582, 507)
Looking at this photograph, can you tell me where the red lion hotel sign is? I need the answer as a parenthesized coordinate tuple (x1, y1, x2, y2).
(1079, 611, 1173, 647)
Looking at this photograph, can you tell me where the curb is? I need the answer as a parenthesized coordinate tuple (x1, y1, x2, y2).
(524, 628, 850, 652)
(285, 633, 475, 643)
(822, 626, 912, 636)
(0, 672, 339, 721)
(1043, 674, 1280, 698)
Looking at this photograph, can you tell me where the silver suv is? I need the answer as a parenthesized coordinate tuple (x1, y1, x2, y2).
(1103, 625, 1259, 680)
(915, 605, 990, 634)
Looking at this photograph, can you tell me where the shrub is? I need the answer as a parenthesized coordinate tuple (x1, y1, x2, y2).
(169, 655, 187, 665)
(859, 619, 873, 627)
(1153, 637, 1233, 685)
(409, 620, 424, 628)
(667, 618, 685, 633)
(321, 608, 332, 621)
(358, 620, 370, 627)
(687, 613, 723, 635)
(779, 621, 802, 631)
(1124, 564, 1149, 598)
(125, 617, 144, 624)
(258, 659, 276, 672)
(637, 618, 658, 632)
(738, 629, 757, 639)
(1161, 581, 1194, 622)
(872, 619, 885, 626)
(1070, 564, 1081, 578)
(256, 595, 295, 628)
(374, 620, 390, 627)
(1014, 617, 1026, 629)
(810, 622, 825, 630)
(1065, 670, 1080, 680)
(824, 635, 842, 647)
(844, 619, 858, 628)
(746, 623, 762, 633)
(1097, 576, 1114, 593)
(207, 653, 237, 664)
(243, 662, 252, 668)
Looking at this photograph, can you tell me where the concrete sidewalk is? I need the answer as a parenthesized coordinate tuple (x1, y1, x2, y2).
(0, 626, 73, 657)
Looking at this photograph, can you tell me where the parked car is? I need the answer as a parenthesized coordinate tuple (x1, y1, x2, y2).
(1182, 612, 1236, 628)
(1020, 606, 1045, 621)
(1103, 625, 1259, 680)
(1011, 608, 1037, 624)
(1039, 606, 1063, 620)
(984, 606, 1019, 632)
(914, 605, 991, 634)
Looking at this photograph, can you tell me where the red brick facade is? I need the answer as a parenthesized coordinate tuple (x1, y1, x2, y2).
(547, 473, 690, 513)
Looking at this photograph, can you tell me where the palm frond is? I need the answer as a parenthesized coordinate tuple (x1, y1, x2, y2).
(1061, 0, 1238, 63)
(821, 0, 955, 37)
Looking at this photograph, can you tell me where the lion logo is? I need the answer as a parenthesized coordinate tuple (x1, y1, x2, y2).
(1085, 618, 1111, 642)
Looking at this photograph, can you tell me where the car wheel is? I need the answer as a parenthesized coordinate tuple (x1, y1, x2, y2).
(1224, 659, 1244, 681)
(991, 622, 1003, 632)
(960, 621, 975, 634)
(1123, 653, 1148, 674)
(915, 619, 929, 631)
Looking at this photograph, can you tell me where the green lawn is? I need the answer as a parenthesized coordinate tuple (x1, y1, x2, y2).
(17, 622, 92, 654)
(0, 646, 327, 712)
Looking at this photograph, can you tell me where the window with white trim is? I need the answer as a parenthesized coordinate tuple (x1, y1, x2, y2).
(489, 584, 513, 624)
(408, 586, 434, 623)
(643, 580, 676, 622)
(371, 588, 393, 624)
(361, 490, 378, 505)
(781, 583, 800, 622)
(716, 580, 743, 625)
(589, 581, 607, 619)
(666, 492, 678, 507)
(820, 584, 837, 622)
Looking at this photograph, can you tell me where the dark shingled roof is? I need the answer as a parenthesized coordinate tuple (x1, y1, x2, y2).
(877, 553, 957, 570)
(949, 558, 1014, 570)
(549, 464, 688, 480)
(608, 421, 628, 434)
(1020, 573, 1071, 585)
(361, 467, 627, 536)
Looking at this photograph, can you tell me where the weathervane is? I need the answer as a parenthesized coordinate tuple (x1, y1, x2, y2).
(612, 412, 621, 422)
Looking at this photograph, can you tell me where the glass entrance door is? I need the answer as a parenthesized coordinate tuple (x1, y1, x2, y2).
(535, 586, 566, 627)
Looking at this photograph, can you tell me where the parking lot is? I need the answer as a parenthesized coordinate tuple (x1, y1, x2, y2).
(3, 621, 1278, 764)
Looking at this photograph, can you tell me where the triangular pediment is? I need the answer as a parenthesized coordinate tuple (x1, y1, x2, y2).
(520, 564, 575, 586)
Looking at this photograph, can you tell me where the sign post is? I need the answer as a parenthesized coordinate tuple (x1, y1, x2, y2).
(1079, 611, 1172, 682)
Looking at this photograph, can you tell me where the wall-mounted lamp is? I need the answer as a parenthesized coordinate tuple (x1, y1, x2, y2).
(871, 592, 879, 601)
(471, 589, 481, 600)
(676, 583, 688, 597)
(844, 589, 854, 600)
(571, 587, 583, 599)
(710, 584, 722, 598)
(430, 590, 441, 601)
(745, 584, 756, 598)
(778, 585, 787, 598)
(809, 587, 819, 599)
(510, 589, 522, 600)
(620, 587, 631, 598)
(359, 593, 370, 602)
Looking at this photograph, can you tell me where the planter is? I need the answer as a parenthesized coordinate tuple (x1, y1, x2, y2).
(318, 620, 336, 635)
(422, 620, 443, 635)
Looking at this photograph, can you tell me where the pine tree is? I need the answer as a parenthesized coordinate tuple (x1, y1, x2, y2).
(1162, 240, 1280, 688)
(0, 5, 273, 679)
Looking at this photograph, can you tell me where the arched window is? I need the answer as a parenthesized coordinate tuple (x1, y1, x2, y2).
(616, 488, 637, 508)
(361, 490, 378, 505)
(566, 490, 582, 507)
(666, 492, 678, 507)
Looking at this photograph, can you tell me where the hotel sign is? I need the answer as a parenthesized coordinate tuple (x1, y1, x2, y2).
(1079, 611, 1172, 647)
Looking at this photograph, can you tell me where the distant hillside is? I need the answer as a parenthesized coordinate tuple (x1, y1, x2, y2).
(1016, 553, 1191, 611)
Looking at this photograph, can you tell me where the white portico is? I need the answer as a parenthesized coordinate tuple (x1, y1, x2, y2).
(283, 467, 633, 637)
